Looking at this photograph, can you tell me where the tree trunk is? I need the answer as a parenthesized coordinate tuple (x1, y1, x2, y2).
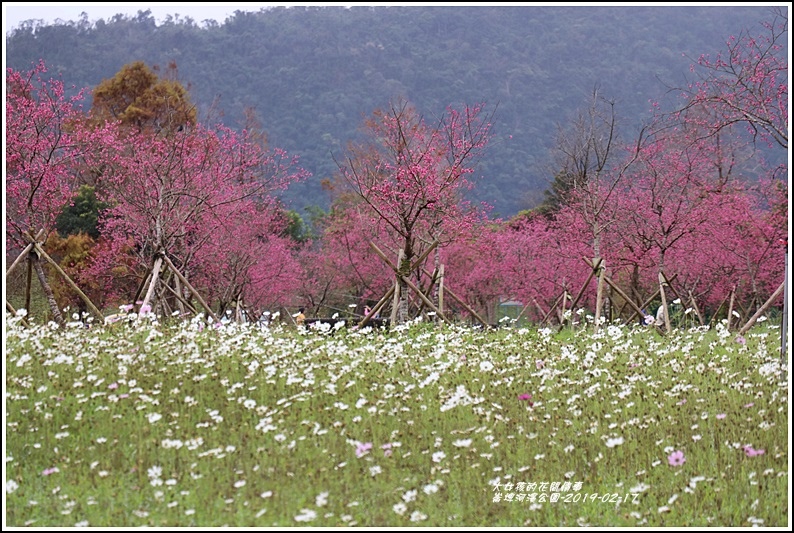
(25, 256, 33, 315)
(140, 255, 164, 315)
(432, 248, 441, 322)
(396, 249, 409, 324)
(389, 277, 401, 327)
(594, 257, 605, 330)
(31, 252, 64, 326)
(726, 287, 736, 331)
(438, 263, 445, 319)
(658, 271, 671, 333)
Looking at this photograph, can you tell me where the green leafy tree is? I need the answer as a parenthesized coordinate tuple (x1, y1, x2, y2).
(55, 185, 106, 238)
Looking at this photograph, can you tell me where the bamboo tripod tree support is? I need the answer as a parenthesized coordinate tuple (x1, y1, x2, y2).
(737, 280, 785, 336)
(6, 300, 30, 327)
(419, 267, 488, 327)
(539, 291, 566, 327)
(583, 258, 647, 323)
(161, 253, 219, 322)
(552, 257, 606, 331)
(6, 230, 104, 325)
(369, 240, 460, 326)
(358, 286, 395, 327)
(594, 257, 607, 330)
(33, 242, 104, 323)
(136, 251, 220, 322)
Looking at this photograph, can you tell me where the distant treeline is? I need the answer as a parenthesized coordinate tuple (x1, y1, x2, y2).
(5, 5, 779, 217)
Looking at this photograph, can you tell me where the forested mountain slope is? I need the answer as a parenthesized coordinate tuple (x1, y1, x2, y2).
(5, 5, 779, 217)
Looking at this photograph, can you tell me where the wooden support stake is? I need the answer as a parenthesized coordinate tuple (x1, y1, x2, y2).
(6, 300, 30, 327)
(173, 274, 187, 315)
(420, 267, 489, 326)
(161, 280, 198, 315)
(139, 255, 164, 315)
(594, 257, 606, 330)
(410, 240, 440, 272)
(160, 254, 219, 322)
(539, 292, 563, 326)
(658, 271, 671, 333)
(25, 254, 33, 316)
(726, 288, 736, 331)
(389, 278, 401, 327)
(400, 274, 451, 324)
(5, 243, 34, 278)
(132, 265, 153, 308)
(33, 243, 104, 323)
(688, 290, 705, 326)
(7, 229, 45, 278)
(514, 300, 532, 324)
(738, 281, 785, 336)
(358, 286, 394, 327)
(569, 257, 603, 312)
(438, 264, 445, 317)
(584, 258, 646, 319)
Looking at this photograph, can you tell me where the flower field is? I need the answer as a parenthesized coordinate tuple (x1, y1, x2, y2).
(4, 312, 790, 527)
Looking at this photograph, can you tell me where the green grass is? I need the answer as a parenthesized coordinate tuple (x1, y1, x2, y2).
(4, 312, 789, 527)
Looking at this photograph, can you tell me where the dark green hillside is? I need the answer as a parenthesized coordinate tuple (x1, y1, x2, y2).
(5, 5, 780, 217)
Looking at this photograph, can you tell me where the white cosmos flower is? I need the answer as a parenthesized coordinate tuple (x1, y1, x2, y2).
(423, 483, 439, 495)
(453, 439, 472, 447)
(432, 451, 446, 463)
(294, 509, 317, 522)
(6, 480, 19, 493)
(605, 436, 624, 448)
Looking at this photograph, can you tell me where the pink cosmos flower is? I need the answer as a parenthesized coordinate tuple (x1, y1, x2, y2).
(735, 335, 746, 345)
(355, 442, 373, 458)
(716, 413, 727, 419)
(120, 304, 134, 313)
(42, 467, 59, 476)
(108, 382, 119, 390)
(743, 446, 765, 457)
(667, 450, 686, 467)
(139, 303, 152, 315)
(743, 403, 754, 408)
(518, 393, 534, 407)
(381, 443, 393, 457)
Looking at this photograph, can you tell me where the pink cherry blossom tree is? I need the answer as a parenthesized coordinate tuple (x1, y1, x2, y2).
(334, 99, 493, 323)
(91, 119, 307, 317)
(673, 8, 787, 150)
(190, 198, 304, 320)
(6, 61, 99, 323)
